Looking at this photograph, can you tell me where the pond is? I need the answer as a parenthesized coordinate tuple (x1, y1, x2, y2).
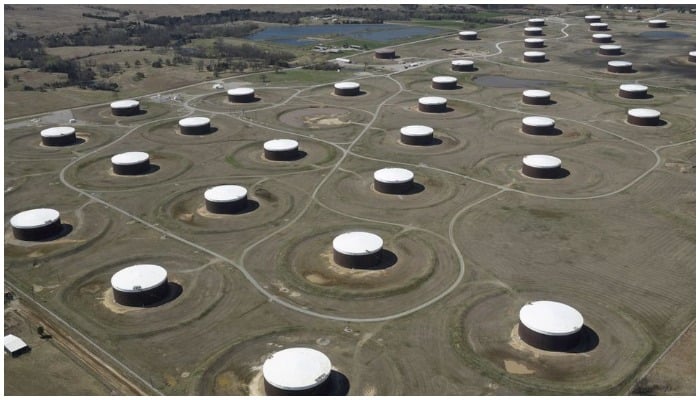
(472, 75, 556, 88)
(247, 23, 447, 46)
(638, 31, 690, 40)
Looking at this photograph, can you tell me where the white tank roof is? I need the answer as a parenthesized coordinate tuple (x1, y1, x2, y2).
(648, 19, 666, 23)
(524, 27, 542, 32)
(262, 347, 331, 391)
(524, 38, 545, 43)
(619, 84, 647, 92)
(418, 96, 447, 105)
(520, 301, 584, 336)
(522, 154, 561, 169)
(522, 116, 555, 127)
(451, 59, 474, 66)
(376, 47, 395, 52)
(459, 30, 477, 35)
(523, 89, 551, 98)
(10, 208, 60, 229)
(111, 264, 168, 293)
(584, 15, 601, 19)
(204, 185, 247, 202)
(400, 125, 433, 137)
(589, 22, 608, 27)
(523, 51, 546, 57)
(628, 108, 660, 118)
(689, 51, 696, 57)
(592, 33, 612, 39)
(528, 18, 545, 23)
(333, 231, 383, 256)
(264, 139, 299, 152)
(608, 60, 632, 67)
(111, 151, 149, 165)
(228, 87, 255, 96)
(599, 44, 621, 50)
(179, 117, 210, 127)
(432, 76, 458, 84)
(110, 99, 139, 109)
(40, 126, 75, 138)
(334, 81, 360, 90)
(374, 167, 414, 184)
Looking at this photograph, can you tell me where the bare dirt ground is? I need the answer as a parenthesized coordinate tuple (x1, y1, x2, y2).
(4, 9, 695, 396)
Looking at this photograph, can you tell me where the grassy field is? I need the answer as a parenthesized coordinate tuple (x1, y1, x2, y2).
(4, 9, 696, 396)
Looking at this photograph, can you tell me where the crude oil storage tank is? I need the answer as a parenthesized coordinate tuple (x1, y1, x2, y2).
(111, 152, 150, 175)
(627, 108, 661, 126)
(598, 44, 622, 55)
(648, 19, 667, 28)
(523, 51, 546, 63)
(519, 301, 584, 351)
(204, 185, 249, 214)
(528, 18, 545, 27)
(607, 60, 633, 73)
(228, 87, 256, 103)
(522, 90, 551, 105)
(522, 116, 556, 135)
(373, 168, 415, 194)
(521, 155, 563, 179)
(264, 139, 300, 161)
(110, 100, 140, 116)
(458, 30, 478, 40)
(375, 48, 396, 59)
(179, 117, 211, 135)
(40, 127, 76, 146)
(584, 15, 601, 23)
(262, 347, 332, 396)
(418, 96, 447, 113)
(111, 264, 169, 307)
(432, 76, 458, 90)
(400, 125, 434, 145)
(618, 84, 649, 99)
(589, 22, 608, 31)
(451, 60, 475, 72)
(591, 33, 613, 43)
(524, 38, 545, 48)
(332, 231, 383, 268)
(10, 208, 62, 241)
(334, 82, 361, 96)
(689, 51, 696, 62)
(523, 27, 543, 36)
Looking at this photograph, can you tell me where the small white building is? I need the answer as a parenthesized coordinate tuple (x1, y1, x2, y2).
(4, 334, 30, 357)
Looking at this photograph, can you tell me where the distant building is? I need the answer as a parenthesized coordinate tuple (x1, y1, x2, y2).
(4, 335, 30, 357)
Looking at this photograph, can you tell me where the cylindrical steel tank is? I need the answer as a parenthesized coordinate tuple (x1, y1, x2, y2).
(264, 139, 300, 161)
(179, 117, 211, 135)
(618, 84, 648, 99)
(431, 76, 458, 90)
(110, 100, 140, 116)
(373, 168, 415, 194)
(204, 185, 249, 214)
(521, 116, 556, 135)
(521, 155, 562, 179)
(518, 301, 584, 351)
(10, 208, 62, 241)
(522, 89, 551, 105)
(418, 96, 447, 113)
(111, 151, 151, 175)
(40, 127, 77, 146)
(227, 87, 256, 103)
(400, 125, 434, 146)
(627, 108, 661, 126)
(111, 264, 169, 307)
(332, 232, 383, 268)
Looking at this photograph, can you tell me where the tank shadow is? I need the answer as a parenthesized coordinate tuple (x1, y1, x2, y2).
(29, 223, 74, 242)
(563, 325, 599, 353)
